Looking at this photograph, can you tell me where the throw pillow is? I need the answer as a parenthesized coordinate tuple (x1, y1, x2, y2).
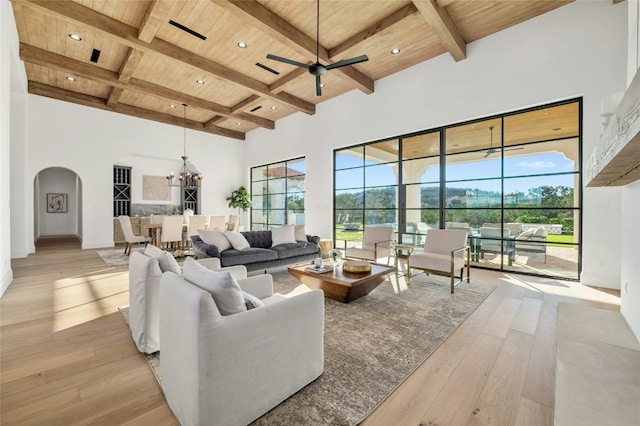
(182, 258, 247, 315)
(533, 226, 548, 238)
(272, 225, 296, 247)
(224, 231, 251, 250)
(144, 244, 182, 274)
(198, 228, 231, 252)
(294, 225, 307, 242)
(516, 228, 535, 241)
(243, 291, 264, 310)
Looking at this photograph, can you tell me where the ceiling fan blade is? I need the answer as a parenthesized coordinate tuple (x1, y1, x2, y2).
(326, 55, 369, 70)
(266, 54, 310, 69)
(315, 75, 322, 96)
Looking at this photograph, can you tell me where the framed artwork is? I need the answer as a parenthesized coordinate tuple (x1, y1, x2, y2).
(47, 193, 68, 213)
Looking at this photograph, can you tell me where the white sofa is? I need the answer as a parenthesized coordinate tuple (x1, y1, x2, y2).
(128, 249, 246, 354)
(159, 271, 325, 426)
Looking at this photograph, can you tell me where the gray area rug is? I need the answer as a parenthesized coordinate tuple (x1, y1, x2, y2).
(120, 270, 495, 425)
(97, 248, 143, 266)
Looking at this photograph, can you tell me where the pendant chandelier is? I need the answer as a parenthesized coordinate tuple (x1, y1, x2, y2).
(166, 103, 203, 188)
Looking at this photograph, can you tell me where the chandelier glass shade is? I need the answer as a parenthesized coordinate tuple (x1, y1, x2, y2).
(167, 104, 203, 188)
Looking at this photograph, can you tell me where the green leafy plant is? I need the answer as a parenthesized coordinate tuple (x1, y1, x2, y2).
(226, 186, 252, 212)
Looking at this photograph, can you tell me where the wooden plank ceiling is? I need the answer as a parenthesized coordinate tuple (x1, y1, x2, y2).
(11, 0, 572, 141)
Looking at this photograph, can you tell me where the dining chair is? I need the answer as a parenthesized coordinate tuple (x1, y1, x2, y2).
(150, 214, 166, 225)
(118, 215, 150, 255)
(161, 215, 185, 251)
(184, 215, 208, 248)
(226, 214, 239, 232)
(207, 215, 226, 230)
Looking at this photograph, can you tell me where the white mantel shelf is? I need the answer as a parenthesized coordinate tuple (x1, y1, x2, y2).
(586, 71, 640, 187)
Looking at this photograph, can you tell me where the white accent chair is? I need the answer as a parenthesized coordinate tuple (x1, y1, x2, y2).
(207, 215, 226, 230)
(407, 229, 470, 293)
(128, 252, 249, 354)
(345, 225, 394, 265)
(159, 271, 324, 426)
(118, 215, 150, 255)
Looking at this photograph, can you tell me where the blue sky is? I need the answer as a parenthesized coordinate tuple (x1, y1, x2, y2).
(335, 152, 577, 194)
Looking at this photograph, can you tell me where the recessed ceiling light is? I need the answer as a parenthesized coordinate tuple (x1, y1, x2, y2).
(237, 42, 247, 48)
(319, 83, 325, 88)
(169, 104, 176, 108)
(391, 48, 401, 55)
(237, 122, 243, 126)
(270, 106, 277, 110)
(66, 76, 76, 81)
(68, 33, 82, 41)
(196, 79, 205, 85)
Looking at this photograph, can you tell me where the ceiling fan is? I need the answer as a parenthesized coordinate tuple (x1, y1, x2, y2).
(266, 0, 369, 96)
(483, 125, 524, 158)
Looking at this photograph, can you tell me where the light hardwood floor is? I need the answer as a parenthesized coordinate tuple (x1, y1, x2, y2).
(1, 236, 621, 425)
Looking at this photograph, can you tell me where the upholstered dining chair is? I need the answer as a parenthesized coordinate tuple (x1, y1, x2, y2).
(161, 215, 184, 251)
(226, 214, 239, 231)
(207, 215, 226, 230)
(344, 225, 394, 265)
(118, 215, 150, 255)
(184, 215, 208, 248)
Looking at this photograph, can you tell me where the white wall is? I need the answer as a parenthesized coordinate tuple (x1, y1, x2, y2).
(15, 97, 245, 251)
(621, 0, 640, 341)
(1, 1, 13, 296)
(243, 0, 628, 289)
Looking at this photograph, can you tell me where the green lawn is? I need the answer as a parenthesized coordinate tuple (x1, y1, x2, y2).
(546, 233, 574, 246)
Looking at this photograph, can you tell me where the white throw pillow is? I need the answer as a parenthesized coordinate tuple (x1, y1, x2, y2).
(198, 228, 231, 252)
(533, 226, 548, 238)
(224, 231, 251, 250)
(182, 258, 247, 315)
(144, 244, 182, 274)
(294, 225, 307, 242)
(272, 225, 296, 247)
(516, 228, 535, 240)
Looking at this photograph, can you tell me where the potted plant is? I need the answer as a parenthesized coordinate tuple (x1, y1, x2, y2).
(227, 185, 252, 212)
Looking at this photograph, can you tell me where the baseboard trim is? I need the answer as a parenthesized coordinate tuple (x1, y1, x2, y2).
(580, 271, 621, 289)
(0, 267, 13, 298)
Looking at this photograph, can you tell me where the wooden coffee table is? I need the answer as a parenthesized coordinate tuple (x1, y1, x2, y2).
(288, 262, 396, 303)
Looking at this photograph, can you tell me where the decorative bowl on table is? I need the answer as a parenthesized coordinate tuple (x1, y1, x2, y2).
(342, 260, 371, 273)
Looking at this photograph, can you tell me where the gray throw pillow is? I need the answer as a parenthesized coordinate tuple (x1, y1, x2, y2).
(243, 291, 264, 310)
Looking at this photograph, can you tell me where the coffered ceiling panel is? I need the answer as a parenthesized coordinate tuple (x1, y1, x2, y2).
(11, 0, 573, 141)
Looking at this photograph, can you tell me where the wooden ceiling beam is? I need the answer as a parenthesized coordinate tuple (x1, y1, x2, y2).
(270, 67, 308, 93)
(28, 81, 245, 140)
(21, 0, 314, 115)
(412, 0, 466, 62)
(138, 0, 175, 43)
(118, 48, 144, 82)
(329, 3, 419, 58)
(106, 87, 124, 107)
(20, 43, 275, 130)
(230, 95, 261, 113)
(214, 0, 374, 94)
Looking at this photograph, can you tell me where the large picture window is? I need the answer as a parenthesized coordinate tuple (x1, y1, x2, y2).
(334, 99, 581, 280)
(250, 157, 306, 230)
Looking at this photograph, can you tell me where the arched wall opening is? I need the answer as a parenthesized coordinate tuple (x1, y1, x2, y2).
(33, 167, 82, 245)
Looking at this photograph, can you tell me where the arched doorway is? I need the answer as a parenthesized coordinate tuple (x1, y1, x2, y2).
(34, 167, 83, 247)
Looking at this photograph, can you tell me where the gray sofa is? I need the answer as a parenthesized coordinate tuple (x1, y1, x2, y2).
(191, 230, 321, 272)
